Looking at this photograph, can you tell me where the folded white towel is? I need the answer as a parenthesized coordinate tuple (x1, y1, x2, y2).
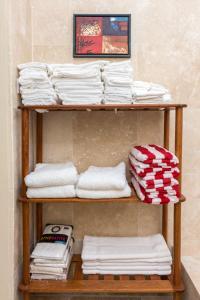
(31, 225, 73, 260)
(83, 256, 172, 265)
(18, 62, 47, 71)
(33, 238, 73, 265)
(76, 183, 131, 199)
(83, 261, 171, 268)
(25, 162, 78, 188)
(31, 273, 67, 280)
(77, 162, 127, 191)
(22, 99, 57, 106)
(82, 234, 171, 261)
(27, 185, 76, 198)
(82, 268, 171, 275)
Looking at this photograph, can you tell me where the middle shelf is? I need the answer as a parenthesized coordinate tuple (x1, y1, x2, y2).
(18, 192, 186, 204)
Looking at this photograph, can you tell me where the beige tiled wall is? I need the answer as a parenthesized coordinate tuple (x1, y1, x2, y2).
(1, 1, 199, 300)
(30, 0, 200, 254)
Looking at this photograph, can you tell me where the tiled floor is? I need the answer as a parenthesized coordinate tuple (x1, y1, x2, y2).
(182, 256, 200, 300)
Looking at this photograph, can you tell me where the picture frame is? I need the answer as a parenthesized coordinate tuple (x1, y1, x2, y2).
(73, 14, 131, 58)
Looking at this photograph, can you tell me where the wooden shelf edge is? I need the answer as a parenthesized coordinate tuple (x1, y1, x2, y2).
(18, 280, 184, 294)
(18, 194, 186, 204)
(18, 103, 187, 111)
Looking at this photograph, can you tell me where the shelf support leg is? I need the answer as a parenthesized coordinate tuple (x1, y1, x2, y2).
(162, 109, 170, 243)
(173, 107, 183, 299)
(36, 112, 43, 240)
(22, 109, 30, 299)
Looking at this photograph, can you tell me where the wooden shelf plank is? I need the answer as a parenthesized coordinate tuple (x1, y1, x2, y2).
(18, 194, 186, 204)
(18, 103, 187, 111)
(19, 279, 184, 294)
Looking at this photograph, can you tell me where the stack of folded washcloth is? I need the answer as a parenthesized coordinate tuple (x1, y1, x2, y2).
(31, 224, 74, 280)
(76, 162, 131, 199)
(25, 162, 78, 198)
(129, 145, 180, 204)
(81, 234, 172, 275)
(132, 81, 172, 103)
(18, 62, 58, 106)
(102, 61, 133, 104)
(50, 61, 108, 105)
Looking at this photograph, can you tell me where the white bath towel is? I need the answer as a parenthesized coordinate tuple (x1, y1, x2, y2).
(77, 162, 127, 191)
(83, 256, 172, 265)
(76, 184, 131, 199)
(27, 185, 76, 198)
(31, 225, 73, 260)
(25, 162, 78, 188)
(18, 62, 47, 71)
(81, 234, 171, 261)
(82, 268, 171, 275)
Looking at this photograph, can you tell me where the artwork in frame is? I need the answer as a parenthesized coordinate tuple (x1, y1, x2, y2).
(73, 14, 131, 58)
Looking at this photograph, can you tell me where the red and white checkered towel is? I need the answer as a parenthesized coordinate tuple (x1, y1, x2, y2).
(132, 177, 179, 204)
(130, 164, 179, 181)
(131, 145, 179, 164)
(130, 169, 179, 189)
(129, 155, 179, 177)
(129, 154, 178, 170)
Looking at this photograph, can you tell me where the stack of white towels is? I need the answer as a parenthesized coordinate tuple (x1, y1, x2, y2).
(102, 61, 133, 104)
(76, 162, 131, 199)
(18, 62, 57, 106)
(50, 61, 107, 105)
(82, 234, 172, 275)
(132, 81, 172, 103)
(31, 224, 73, 280)
(25, 162, 78, 198)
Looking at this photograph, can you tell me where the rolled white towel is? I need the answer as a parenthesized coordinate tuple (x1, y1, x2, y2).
(25, 162, 78, 188)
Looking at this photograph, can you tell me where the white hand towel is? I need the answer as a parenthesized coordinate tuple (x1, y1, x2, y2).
(81, 234, 171, 261)
(27, 185, 76, 198)
(77, 162, 127, 191)
(76, 184, 131, 199)
(25, 162, 78, 188)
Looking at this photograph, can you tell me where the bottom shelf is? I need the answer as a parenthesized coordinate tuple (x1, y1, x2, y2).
(19, 255, 184, 294)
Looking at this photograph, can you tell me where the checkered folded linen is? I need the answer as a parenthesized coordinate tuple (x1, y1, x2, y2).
(131, 144, 179, 164)
(130, 145, 180, 204)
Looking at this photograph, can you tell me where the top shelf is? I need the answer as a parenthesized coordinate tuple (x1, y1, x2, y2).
(18, 103, 187, 111)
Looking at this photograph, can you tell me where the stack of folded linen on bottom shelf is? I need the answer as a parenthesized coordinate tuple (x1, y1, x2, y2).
(50, 61, 108, 105)
(103, 61, 133, 104)
(76, 162, 131, 199)
(129, 145, 180, 204)
(82, 234, 172, 275)
(31, 224, 74, 280)
(25, 162, 78, 198)
(132, 81, 172, 103)
(18, 62, 58, 106)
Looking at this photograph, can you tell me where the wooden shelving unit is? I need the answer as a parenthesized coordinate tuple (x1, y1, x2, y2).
(18, 103, 187, 300)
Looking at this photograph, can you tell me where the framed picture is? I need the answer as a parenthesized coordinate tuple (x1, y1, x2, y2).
(73, 14, 131, 58)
